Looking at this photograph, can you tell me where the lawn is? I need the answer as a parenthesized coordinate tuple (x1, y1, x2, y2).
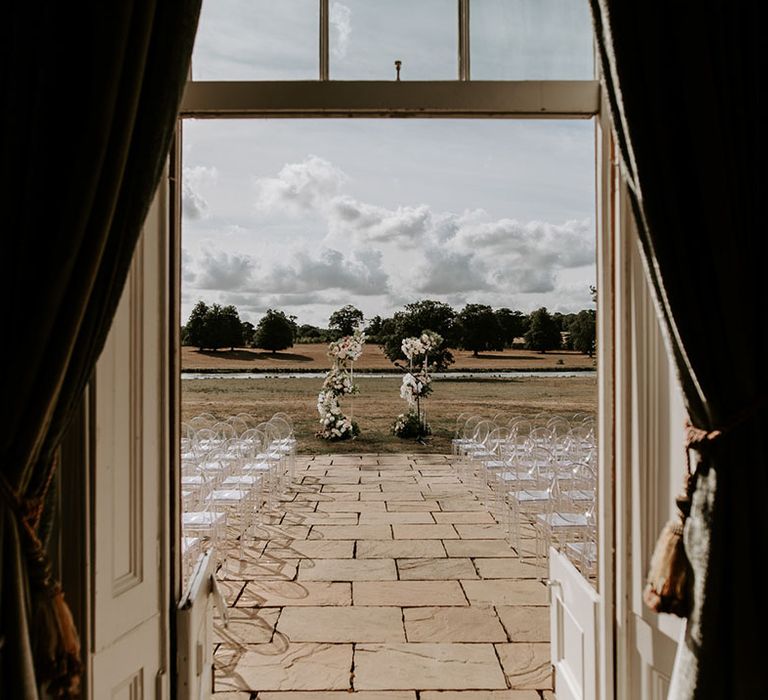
(182, 375, 597, 455)
(182, 343, 595, 372)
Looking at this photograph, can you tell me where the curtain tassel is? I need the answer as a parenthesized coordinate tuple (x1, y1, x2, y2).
(33, 583, 82, 698)
(1, 468, 82, 697)
(642, 474, 693, 617)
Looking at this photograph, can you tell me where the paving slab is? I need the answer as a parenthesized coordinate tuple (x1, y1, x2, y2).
(354, 643, 506, 690)
(495, 643, 553, 690)
(403, 606, 507, 643)
(397, 558, 477, 580)
(277, 605, 405, 643)
(298, 558, 397, 582)
(356, 539, 447, 559)
(461, 580, 548, 607)
(237, 581, 351, 607)
(354, 581, 467, 606)
(215, 643, 353, 692)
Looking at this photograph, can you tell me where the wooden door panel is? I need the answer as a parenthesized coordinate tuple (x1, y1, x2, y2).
(549, 548, 600, 700)
(90, 184, 169, 698)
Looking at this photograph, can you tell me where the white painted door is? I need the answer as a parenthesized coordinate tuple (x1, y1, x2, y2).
(177, 552, 220, 700)
(549, 547, 601, 700)
(90, 185, 170, 699)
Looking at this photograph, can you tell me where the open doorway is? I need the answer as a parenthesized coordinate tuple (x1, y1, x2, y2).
(173, 2, 606, 697)
(177, 114, 600, 697)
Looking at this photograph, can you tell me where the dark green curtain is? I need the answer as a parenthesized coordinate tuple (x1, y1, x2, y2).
(589, 1, 767, 697)
(0, 3, 201, 697)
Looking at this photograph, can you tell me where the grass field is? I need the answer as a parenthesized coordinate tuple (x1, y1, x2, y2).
(182, 375, 597, 455)
(182, 344, 595, 372)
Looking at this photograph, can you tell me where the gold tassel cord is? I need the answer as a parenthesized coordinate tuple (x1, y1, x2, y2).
(643, 423, 714, 618)
(643, 487, 693, 617)
(643, 396, 768, 618)
(0, 462, 82, 698)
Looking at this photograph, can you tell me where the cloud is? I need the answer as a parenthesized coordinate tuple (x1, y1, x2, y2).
(491, 267, 557, 294)
(253, 155, 346, 213)
(256, 248, 389, 296)
(414, 248, 491, 294)
(329, 196, 432, 246)
(181, 248, 197, 284)
(182, 165, 218, 220)
(194, 156, 595, 325)
(454, 218, 595, 269)
(330, 2, 352, 60)
(194, 248, 255, 291)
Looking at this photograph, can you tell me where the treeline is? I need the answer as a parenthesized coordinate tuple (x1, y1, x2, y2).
(182, 300, 596, 362)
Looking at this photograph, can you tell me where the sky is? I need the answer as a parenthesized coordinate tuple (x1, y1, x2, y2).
(182, 1, 596, 328)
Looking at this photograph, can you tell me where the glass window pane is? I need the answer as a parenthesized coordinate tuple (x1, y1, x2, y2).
(471, 0, 594, 80)
(331, 0, 457, 80)
(192, 0, 318, 80)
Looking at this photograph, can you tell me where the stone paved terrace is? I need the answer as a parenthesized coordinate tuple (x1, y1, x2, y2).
(213, 453, 556, 700)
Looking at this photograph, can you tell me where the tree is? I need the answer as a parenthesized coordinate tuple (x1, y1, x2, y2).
(524, 307, 561, 353)
(241, 320, 256, 347)
(254, 309, 295, 353)
(381, 300, 457, 369)
(298, 324, 323, 340)
(183, 300, 209, 349)
(329, 305, 364, 336)
(219, 305, 244, 350)
(568, 309, 597, 357)
(494, 308, 527, 347)
(364, 315, 384, 341)
(456, 304, 504, 356)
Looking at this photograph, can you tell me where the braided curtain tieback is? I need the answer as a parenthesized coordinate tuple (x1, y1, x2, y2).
(0, 457, 82, 697)
(644, 393, 768, 618)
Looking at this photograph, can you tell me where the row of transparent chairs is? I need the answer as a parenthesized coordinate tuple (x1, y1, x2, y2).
(180, 412, 297, 586)
(452, 412, 597, 578)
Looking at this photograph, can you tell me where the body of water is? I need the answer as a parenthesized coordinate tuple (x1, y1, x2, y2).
(182, 370, 596, 381)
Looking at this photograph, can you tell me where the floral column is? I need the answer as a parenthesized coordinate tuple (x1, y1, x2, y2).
(393, 331, 442, 439)
(317, 329, 366, 440)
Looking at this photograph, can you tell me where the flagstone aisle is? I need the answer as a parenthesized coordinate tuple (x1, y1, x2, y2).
(213, 454, 556, 700)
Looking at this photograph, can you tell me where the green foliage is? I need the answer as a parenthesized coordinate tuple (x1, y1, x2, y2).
(364, 315, 384, 342)
(254, 309, 296, 353)
(183, 300, 209, 349)
(456, 303, 504, 356)
(241, 320, 256, 347)
(524, 307, 562, 353)
(381, 300, 456, 370)
(218, 305, 245, 349)
(568, 309, 597, 357)
(182, 300, 244, 350)
(329, 304, 364, 336)
(392, 410, 432, 439)
(494, 308, 528, 347)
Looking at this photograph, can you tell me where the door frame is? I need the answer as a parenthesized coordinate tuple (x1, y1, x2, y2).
(170, 75, 615, 698)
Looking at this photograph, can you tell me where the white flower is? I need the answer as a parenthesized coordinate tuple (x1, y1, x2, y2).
(401, 337, 426, 360)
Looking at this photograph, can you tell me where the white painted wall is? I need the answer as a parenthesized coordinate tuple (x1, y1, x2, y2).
(616, 193, 686, 699)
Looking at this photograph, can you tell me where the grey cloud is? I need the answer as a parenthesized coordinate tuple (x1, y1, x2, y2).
(181, 248, 197, 284)
(414, 249, 491, 295)
(195, 248, 255, 291)
(329, 196, 432, 246)
(182, 165, 218, 220)
(455, 218, 595, 269)
(492, 267, 557, 294)
(255, 248, 389, 296)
